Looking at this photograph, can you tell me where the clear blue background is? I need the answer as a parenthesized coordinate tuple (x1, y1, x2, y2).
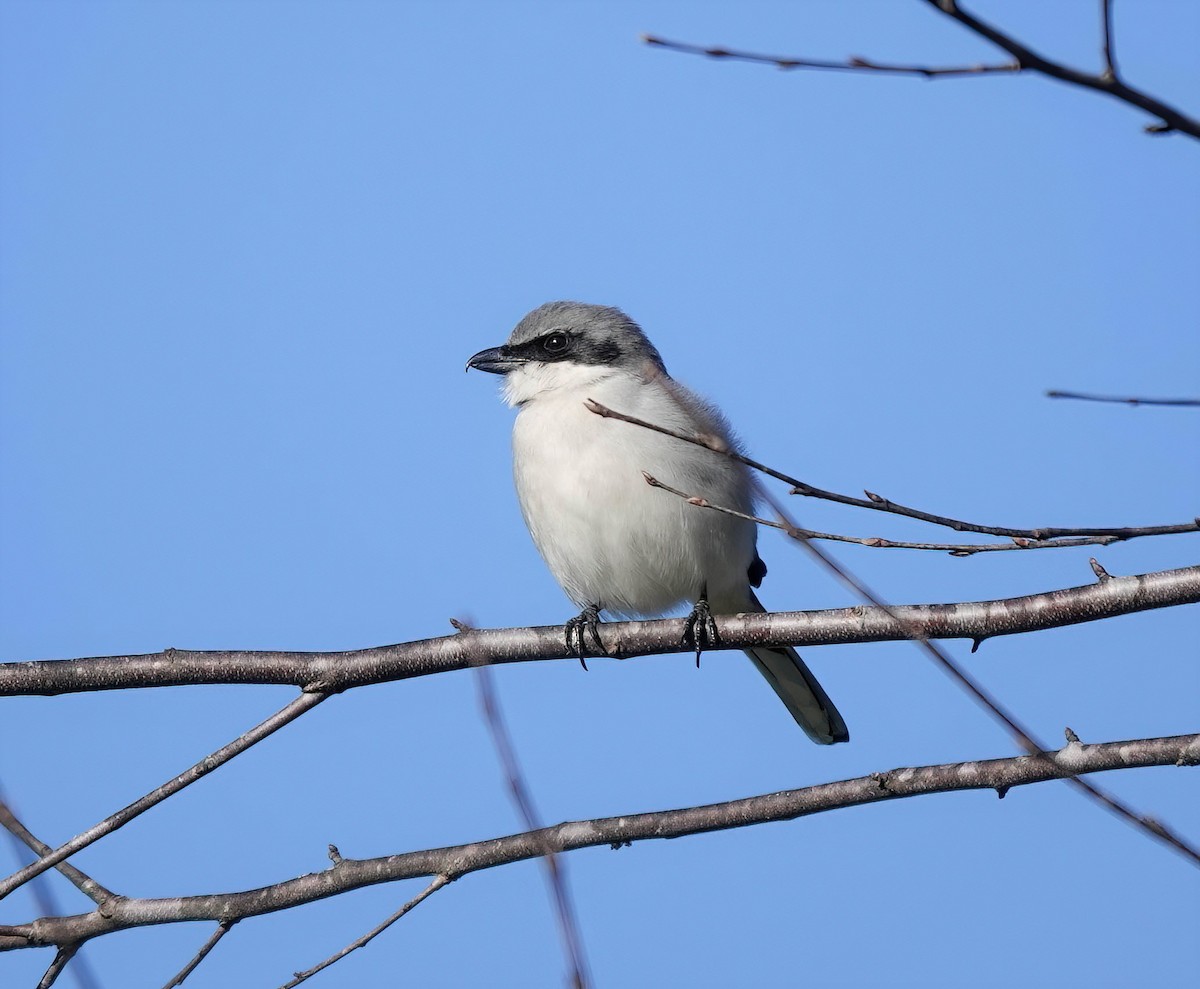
(2, 1, 1197, 986)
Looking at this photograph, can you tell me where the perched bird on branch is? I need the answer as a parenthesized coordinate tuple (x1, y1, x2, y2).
(468, 301, 848, 744)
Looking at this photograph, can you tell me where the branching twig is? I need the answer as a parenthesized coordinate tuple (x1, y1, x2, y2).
(0, 691, 330, 902)
(642, 473, 1130, 556)
(587, 399, 1199, 541)
(279, 877, 449, 988)
(643, 0, 1200, 138)
(1046, 389, 1200, 407)
(923, 0, 1198, 136)
(0, 565, 1196, 695)
(3, 735, 1195, 953)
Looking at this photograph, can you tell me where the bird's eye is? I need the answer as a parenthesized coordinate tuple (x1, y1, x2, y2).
(541, 332, 571, 355)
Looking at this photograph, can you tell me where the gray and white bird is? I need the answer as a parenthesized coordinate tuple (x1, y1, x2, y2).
(467, 301, 849, 744)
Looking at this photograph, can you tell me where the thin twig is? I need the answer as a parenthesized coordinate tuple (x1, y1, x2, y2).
(1046, 389, 1200, 407)
(586, 399, 1199, 541)
(643, 0, 1200, 139)
(3, 734, 1195, 952)
(642, 34, 1018, 78)
(280, 877, 449, 988)
(642, 473, 1126, 556)
(475, 664, 591, 989)
(0, 691, 330, 902)
(161, 920, 236, 989)
(1100, 0, 1119, 80)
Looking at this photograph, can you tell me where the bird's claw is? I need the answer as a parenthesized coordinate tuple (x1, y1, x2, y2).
(682, 598, 719, 667)
(564, 605, 604, 670)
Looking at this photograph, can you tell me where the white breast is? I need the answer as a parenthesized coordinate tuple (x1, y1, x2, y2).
(510, 367, 759, 617)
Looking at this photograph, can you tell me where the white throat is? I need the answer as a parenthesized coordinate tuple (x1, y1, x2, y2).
(502, 360, 619, 408)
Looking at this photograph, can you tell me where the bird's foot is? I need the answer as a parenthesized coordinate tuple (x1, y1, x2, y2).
(682, 598, 719, 667)
(564, 605, 604, 671)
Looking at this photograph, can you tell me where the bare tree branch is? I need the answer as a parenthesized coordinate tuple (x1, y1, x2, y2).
(279, 877, 448, 988)
(1046, 389, 1200, 408)
(2, 386, 1191, 906)
(643, 0, 1200, 138)
(2, 734, 1194, 954)
(586, 399, 1200, 541)
(161, 920, 235, 989)
(0, 565, 1194, 697)
(0, 691, 329, 901)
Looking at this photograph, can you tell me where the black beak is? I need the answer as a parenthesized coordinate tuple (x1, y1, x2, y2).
(466, 345, 520, 375)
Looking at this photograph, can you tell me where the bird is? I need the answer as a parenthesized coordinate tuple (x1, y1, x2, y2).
(466, 301, 849, 744)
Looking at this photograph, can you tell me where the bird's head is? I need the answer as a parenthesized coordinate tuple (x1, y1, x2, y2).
(466, 301, 667, 406)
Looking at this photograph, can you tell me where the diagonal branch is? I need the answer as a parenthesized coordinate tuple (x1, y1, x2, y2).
(4, 734, 1196, 952)
(0, 798, 115, 905)
(161, 920, 236, 988)
(475, 664, 591, 989)
(279, 877, 449, 988)
(0, 691, 329, 902)
(36, 943, 79, 989)
(744, 482, 1198, 864)
(0, 564, 1195, 696)
(0, 787, 106, 989)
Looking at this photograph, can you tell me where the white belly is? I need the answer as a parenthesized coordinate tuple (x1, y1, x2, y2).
(511, 373, 758, 617)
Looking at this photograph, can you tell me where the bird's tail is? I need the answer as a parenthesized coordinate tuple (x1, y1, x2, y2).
(743, 592, 849, 745)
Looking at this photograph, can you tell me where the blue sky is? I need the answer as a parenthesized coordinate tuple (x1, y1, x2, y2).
(2, 1, 1197, 986)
